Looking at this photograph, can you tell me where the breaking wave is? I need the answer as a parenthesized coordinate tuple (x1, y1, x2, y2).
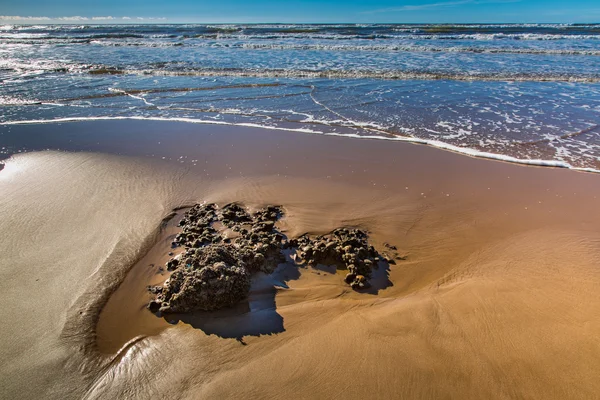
(78, 66, 600, 83)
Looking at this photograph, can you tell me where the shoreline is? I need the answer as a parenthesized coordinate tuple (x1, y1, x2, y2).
(2, 116, 599, 174)
(1, 120, 600, 399)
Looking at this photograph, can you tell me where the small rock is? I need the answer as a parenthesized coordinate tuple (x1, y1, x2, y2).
(350, 275, 370, 290)
(166, 259, 179, 271)
(147, 300, 161, 313)
(344, 273, 356, 284)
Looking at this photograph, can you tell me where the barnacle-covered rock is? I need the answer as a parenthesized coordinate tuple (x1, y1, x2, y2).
(150, 203, 395, 313)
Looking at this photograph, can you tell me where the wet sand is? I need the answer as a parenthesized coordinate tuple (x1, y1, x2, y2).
(1, 120, 600, 399)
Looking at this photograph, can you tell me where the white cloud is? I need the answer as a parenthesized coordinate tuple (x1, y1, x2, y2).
(56, 16, 89, 21)
(136, 17, 167, 21)
(0, 16, 51, 21)
(0, 15, 167, 22)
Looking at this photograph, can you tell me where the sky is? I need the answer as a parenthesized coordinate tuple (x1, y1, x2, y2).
(0, 0, 599, 24)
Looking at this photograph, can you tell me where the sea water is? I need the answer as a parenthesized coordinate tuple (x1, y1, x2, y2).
(1, 23, 600, 170)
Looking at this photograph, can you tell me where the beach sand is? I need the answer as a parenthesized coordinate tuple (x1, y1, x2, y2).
(1, 120, 600, 399)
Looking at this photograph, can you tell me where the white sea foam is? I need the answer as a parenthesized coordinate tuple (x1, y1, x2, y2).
(4, 30, 599, 42)
(8, 57, 598, 83)
(3, 36, 598, 56)
(1, 116, 597, 174)
(0, 95, 40, 105)
(88, 68, 600, 83)
(108, 88, 155, 106)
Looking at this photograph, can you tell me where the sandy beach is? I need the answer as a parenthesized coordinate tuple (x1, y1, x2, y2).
(1, 120, 600, 399)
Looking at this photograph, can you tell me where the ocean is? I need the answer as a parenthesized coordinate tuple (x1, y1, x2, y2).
(1, 23, 600, 170)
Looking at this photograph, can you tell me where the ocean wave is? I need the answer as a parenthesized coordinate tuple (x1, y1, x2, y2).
(181, 33, 600, 41)
(85, 67, 600, 83)
(1, 55, 598, 82)
(1, 30, 599, 42)
(2, 23, 599, 35)
(19, 39, 596, 55)
(205, 42, 600, 56)
(0, 95, 42, 105)
(0, 32, 50, 39)
(0, 33, 147, 40)
(3, 37, 599, 57)
(10, 24, 91, 31)
(1, 115, 597, 173)
(240, 43, 600, 55)
(415, 33, 600, 40)
(0, 38, 94, 44)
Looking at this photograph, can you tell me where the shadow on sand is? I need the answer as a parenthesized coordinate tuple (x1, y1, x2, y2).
(161, 256, 393, 341)
(312, 260, 393, 295)
(162, 261, 301, 341)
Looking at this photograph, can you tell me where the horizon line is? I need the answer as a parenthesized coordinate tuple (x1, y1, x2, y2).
(2, 21, 599, 25)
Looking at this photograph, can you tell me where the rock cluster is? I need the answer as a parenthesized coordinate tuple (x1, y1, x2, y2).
(294, 228, 379, 290)
(149, 203, 392, 314)
(150, 248, 250, 313)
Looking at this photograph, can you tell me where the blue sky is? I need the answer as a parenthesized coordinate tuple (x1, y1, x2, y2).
(1, 0, 599, 23)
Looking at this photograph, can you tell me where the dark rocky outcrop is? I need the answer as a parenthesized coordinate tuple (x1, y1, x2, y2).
(294, 228, 379, 290)
(149, 203, 395, 314)
(158, 255, 250, 313)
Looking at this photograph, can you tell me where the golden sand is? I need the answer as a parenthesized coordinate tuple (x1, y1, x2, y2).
(1, 121, 600, 399)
